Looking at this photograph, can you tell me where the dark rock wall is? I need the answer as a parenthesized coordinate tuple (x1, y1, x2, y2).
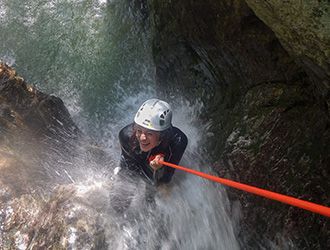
(0, 63, 80, 143)
(245, 0, 330, 99)
(149, 0, 329, 249)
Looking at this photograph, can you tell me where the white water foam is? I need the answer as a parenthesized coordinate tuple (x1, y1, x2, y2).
(89, 94, 241, 249)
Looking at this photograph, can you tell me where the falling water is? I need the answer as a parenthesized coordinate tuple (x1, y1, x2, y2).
(0, 0, 240, 249)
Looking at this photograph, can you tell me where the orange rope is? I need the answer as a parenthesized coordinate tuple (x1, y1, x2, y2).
(159, 160, 330, 217)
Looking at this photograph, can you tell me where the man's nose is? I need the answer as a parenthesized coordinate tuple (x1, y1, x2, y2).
(140, 133, 147, 140)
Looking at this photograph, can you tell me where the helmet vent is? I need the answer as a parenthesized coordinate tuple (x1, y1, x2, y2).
(140, 103, 146, 111)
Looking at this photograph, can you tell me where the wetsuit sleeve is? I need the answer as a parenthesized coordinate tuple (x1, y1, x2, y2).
(159, 129, 188, 183)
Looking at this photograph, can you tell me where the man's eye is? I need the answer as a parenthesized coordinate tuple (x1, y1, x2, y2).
(147, 133, 153, 137)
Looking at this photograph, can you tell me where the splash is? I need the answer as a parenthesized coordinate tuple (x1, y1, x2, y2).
(0, 0, 240, 249)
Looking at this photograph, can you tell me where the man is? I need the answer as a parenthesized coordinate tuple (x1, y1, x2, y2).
(119, 98, 188, 184)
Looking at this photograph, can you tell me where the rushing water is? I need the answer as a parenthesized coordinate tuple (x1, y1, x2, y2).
(0, 0, 240, 249)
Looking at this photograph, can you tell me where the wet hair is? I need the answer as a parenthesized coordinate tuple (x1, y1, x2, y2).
(129, 124, 139, 152)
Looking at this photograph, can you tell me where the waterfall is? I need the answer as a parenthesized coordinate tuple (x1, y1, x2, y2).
(0, 0, 239, 249)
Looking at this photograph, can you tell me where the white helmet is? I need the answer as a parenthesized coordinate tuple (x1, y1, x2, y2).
(134, 99, 172, 131)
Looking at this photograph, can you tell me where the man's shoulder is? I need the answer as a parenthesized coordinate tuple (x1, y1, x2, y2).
(171, 126, 188, 145)
(172, 126, 185, 135)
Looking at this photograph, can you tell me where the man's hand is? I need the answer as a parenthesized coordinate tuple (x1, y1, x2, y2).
(149, 154, 164, 171)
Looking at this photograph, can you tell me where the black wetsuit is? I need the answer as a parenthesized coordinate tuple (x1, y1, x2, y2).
(119, 123, 188, 183)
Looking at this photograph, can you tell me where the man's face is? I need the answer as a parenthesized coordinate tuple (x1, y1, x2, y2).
(135, 125, 160, 152)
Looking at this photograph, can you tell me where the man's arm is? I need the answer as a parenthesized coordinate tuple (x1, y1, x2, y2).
(159, 128, 188, 183)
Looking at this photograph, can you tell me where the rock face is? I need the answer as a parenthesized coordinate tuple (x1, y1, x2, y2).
(0, 63, 81, 196)
(0, 63, 107, 249)
(0, 184, 110, 249)
(245, 0, 330, 97)
(0, 63, 80, 145)
(149, 0, 329, 248)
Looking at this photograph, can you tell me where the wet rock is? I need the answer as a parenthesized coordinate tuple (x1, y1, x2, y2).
(0, 63, 81, 194)
(0, 63, 80, 143)
(245, 0, 330, 97)
(0, 185, 109, 250)
(219, 82, 330, 249)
